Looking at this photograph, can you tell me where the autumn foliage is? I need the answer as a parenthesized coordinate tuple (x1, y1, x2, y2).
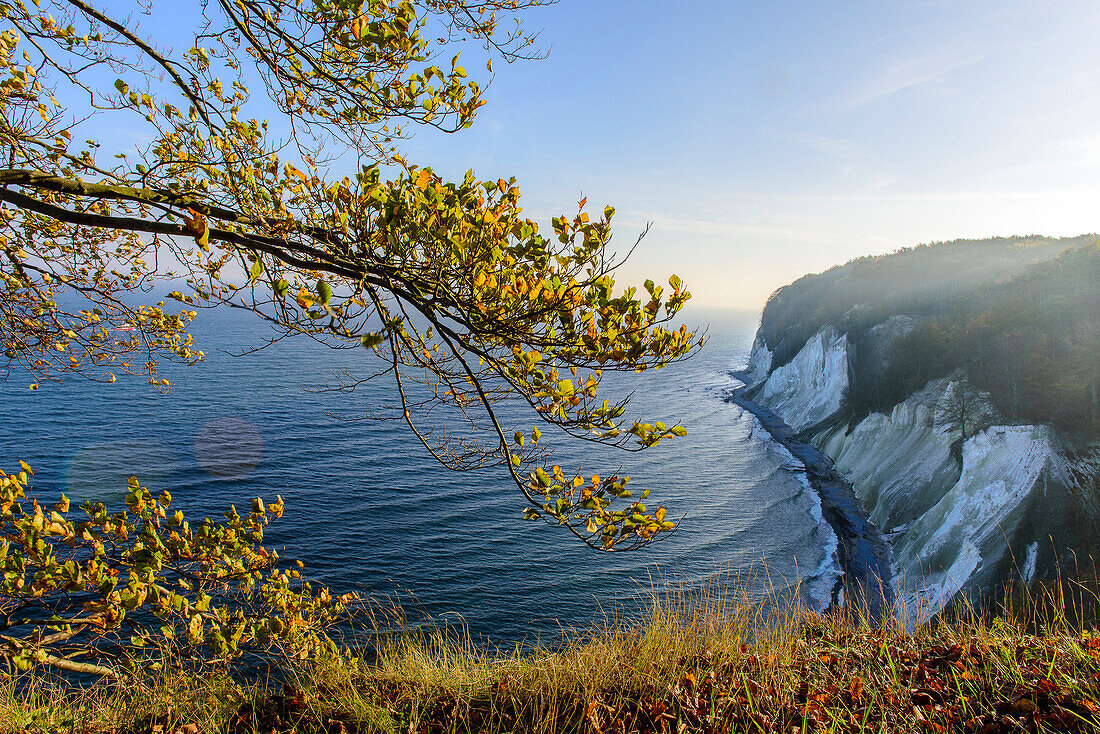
(0, 0, 702, 576)
(0, 462, 347, 679)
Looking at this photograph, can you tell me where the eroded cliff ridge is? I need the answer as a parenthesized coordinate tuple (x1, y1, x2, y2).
(738, 236, 1100, 618)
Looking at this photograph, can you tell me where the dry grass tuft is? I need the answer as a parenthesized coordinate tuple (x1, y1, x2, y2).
(4, 580, 1100, 733)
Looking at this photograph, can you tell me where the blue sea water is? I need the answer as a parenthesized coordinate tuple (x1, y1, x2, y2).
(1, 306, 836, 643)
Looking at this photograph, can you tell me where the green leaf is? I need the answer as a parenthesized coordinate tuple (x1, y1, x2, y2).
(315, 280, 332, 305)
(360, 332, 384, 349)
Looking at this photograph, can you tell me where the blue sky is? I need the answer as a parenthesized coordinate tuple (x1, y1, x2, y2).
(123, 0, 1100, 309)
(399, 0, 1100, 308)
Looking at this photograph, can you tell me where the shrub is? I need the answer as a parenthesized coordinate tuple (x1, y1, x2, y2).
(0, 462, 348, 679)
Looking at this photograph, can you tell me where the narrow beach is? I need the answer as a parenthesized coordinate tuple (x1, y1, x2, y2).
(728, 383, 896, 621)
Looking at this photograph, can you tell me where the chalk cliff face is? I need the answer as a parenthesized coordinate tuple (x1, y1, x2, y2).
(740, 332, 773, 389)
(741, 322, 1100, 618)
(887, 424, 1090, 616)
(814, 379, 960, 535)
(752, 327, 850, 432)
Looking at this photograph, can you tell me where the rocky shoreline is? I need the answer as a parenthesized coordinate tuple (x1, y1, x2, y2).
(729, 377, 896, 621)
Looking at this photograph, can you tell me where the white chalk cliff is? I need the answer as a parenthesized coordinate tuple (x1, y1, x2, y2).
(889, 423, 1076, 616)
(741, 323, 1100, 619)
(753, 327, 850, 431)
(739, 332, 773, 389)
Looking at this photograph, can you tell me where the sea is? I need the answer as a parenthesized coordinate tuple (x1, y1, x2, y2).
(1, 305, 839, 643)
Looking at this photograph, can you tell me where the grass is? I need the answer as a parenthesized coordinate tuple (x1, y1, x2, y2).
(4, 581, 1100, 733)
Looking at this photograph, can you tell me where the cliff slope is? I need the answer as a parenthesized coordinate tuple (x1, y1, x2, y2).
(739, 236, 1100, 618)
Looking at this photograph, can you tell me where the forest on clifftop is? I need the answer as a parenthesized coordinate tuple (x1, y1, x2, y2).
(758, 236, 1100, 435)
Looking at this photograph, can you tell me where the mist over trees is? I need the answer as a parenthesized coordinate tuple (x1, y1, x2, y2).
(758, 236, 1100, 436)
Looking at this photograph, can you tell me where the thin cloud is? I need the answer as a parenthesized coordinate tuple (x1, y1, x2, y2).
(815, 186, 1100, 204)
(1047, 132, 1100, 168)
(613, 210, 863, 249)
(827, 48, 987, 113)
(765, 132, 895, 193)
(791, 134, 870, 176)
